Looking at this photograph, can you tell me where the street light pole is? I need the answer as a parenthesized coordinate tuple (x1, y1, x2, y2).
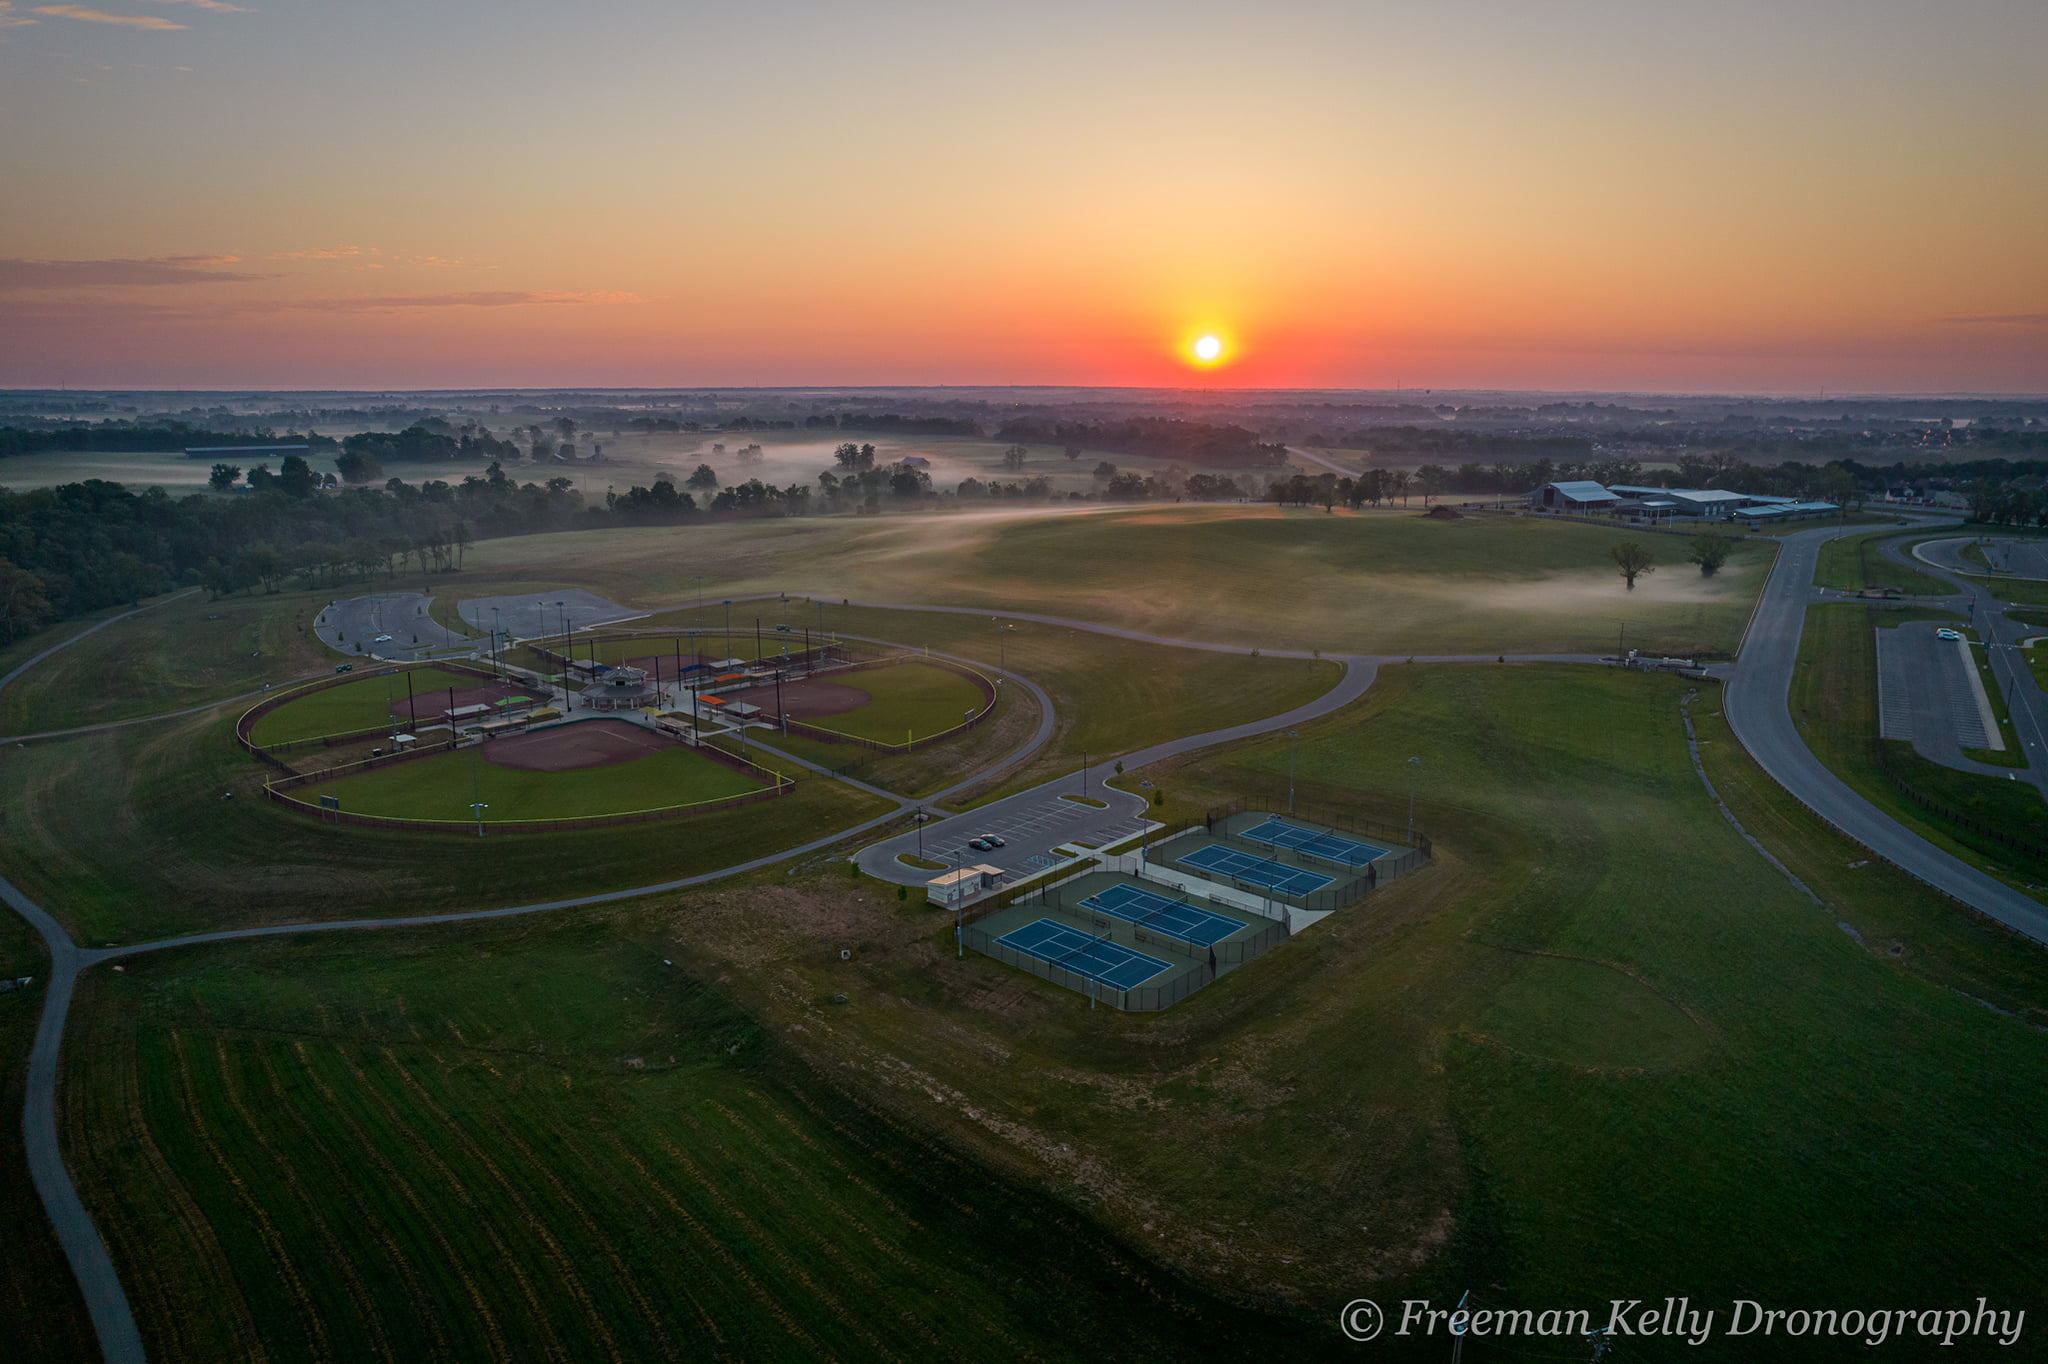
(1287, 730, 1299, 814)
(1407, 756, 1421, 843)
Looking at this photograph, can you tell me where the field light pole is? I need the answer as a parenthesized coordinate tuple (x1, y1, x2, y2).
(1406, 756, 1421, 844)
(491, 606, 503, 681)
(471, 802, 487, 837)
(695, 574, 704, 614)
(723, 600, 733, 661)
(1287, 730, 1299, 814)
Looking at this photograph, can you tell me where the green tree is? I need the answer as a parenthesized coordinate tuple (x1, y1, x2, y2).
(1688, 531, 1732, 577)
(686, 463, 719, 489)
(207, 462, 242, 492)
(277, 454, 318, 498)
(1001, 444, 1028, 472)
(0, 558, 53, 642)
(1414, 465, 1447, 504)
(1610, 540, 1656, 589)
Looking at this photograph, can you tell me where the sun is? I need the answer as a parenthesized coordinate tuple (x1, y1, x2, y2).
(1192, 334, 1224, 364)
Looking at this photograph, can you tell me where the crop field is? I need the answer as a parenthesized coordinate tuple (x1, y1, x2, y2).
(297, 740, 764, 823)
(246, 668, 483, 747)
(454, 504, 1774, 658)
(58, 923, 1324, 1363)
(0, 587, 342, 736)
(0, 708, 892, 944)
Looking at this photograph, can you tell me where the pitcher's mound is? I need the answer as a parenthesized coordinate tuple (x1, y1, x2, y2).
(484, 720, 676, 772)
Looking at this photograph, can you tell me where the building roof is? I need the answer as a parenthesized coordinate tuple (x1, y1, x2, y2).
(1545, 480, 1616, 502)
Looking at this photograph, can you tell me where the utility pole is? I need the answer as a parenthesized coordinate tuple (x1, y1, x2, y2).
(1406, 756, 1421, 843)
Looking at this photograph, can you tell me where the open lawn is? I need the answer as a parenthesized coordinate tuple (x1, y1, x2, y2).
(58, 922, 1324, 1363)
(0, 913, 96, 1364)
(636, 604, 1341, 806)
(629, 664, 2048, 1348)
(299, 739, 763, 824)
(0, 587, 343, 736)
(1792, 604, 2048, 888)
(1812, 529, 1956, 595)
(454, 504, 1773, 658)
(246, 668, 482, 747)
(800, 662, 985, 745)
(0, 709, 891, 944)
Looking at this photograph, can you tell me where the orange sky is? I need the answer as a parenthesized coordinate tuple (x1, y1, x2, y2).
(1, 1, 2043, 391)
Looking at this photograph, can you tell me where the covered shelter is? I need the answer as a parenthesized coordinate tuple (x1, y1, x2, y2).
(1533, 480, 1619, 512)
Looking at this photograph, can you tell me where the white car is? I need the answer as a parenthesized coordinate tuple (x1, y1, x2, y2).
(374, 633, 393, 642)
(1936, 628, 1963, 642)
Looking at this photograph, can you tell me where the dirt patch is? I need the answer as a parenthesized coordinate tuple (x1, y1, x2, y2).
(720, 677, 872, 719)
(482, 719, 678, 772)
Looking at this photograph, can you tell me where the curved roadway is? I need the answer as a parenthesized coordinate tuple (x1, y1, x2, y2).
(13, 544, 2048, 1361)
(1721, 521, 2048, 944)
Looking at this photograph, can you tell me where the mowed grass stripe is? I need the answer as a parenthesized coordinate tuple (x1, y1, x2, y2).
(247, 668, 480, 747)
(299, 740, 763, 823)
(804, 661, 986, 744)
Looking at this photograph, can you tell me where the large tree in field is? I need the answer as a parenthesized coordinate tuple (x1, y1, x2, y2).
(1610, 540, 1656, 589)
(1688, 531, 1731, 577)
(0, 559, 53, 642)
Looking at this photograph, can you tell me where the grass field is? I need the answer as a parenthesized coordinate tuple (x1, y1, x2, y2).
(628, 603, 1345, 806)
(246, 668, 488, 747)
(0, 709, 892, 944)
(1812, 529, 1956, 595)
(452, 505, 1773, 658)
(800, 662, 986, 745)
(0, 914, 97, 1364)
(626, 663, 2048, 1347)
(298, 740, 764, 824)
(1792, 604, 2048, 887)
(59, 921, 1327, 1363)
(0, 587, 343, 736)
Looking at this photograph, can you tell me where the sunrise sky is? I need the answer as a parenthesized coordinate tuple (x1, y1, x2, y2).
(1, 0, 2043, 392)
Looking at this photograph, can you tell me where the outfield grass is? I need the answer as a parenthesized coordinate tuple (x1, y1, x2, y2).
(0, 709, 892, 943)
(801, 662, 986, 745)
(454, 505, 1773, 658)
(0, 587, 344, 736)
(298, 740, 764, 824)
(60, 922, 1327, 1362)
(1792, 603, 2048, 885)
(648, 603, 1343, 806)
(1812, 529, 1956, 595)
(245, 668, 488, 747)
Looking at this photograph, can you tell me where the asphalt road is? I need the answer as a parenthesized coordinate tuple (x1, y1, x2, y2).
(1722, 521, 2048, 944)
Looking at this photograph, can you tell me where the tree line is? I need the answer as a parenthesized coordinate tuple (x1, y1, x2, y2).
(993, 417, 1288, 469)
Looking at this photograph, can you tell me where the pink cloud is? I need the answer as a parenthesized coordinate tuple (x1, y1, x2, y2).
(0, 255, 264, 287)
(32, 5, 186, 27)
(0, 3, 38, 26)
(290, 290, 642, 313)
(269, 245, 362, 260)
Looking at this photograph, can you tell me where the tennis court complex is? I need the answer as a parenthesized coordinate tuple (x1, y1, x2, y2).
(994, 918, 1173, 990)
(1078, 883, 1245, 947)
(1239, 816, 1392, 868)
(1178, 844, 1334, 896)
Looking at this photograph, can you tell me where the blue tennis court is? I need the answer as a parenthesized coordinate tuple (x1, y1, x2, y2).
(1239, 816, 1392, 868)
(994, 918, 1174, 990)
(1079, 883, 1246, 947)
(1178, 843, 1334, 896)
